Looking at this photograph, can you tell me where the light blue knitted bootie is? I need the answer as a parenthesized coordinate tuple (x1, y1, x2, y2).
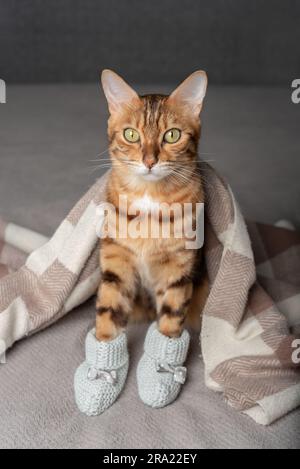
(137, 322, 190, 408)
(74, 329, 129, 416)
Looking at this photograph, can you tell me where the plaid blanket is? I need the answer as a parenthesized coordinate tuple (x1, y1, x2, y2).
(0, 166, 299, 425)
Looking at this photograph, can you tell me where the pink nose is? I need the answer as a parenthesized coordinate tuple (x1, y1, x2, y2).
(143, 156, 156, 169)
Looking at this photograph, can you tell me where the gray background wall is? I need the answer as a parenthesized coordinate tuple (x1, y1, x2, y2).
(0, 0, 299, 85)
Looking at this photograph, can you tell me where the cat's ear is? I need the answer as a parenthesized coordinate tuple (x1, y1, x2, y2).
(101, 70, 139, 114)
(169, 71, 208, 116)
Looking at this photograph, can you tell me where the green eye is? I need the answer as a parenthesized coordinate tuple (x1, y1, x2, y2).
(124, 128, 140, 143)
(164, 128, 181, 144)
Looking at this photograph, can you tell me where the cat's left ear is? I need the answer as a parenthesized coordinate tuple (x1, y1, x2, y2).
(168, 71, 208, 116)
(101, 69, 140, 114)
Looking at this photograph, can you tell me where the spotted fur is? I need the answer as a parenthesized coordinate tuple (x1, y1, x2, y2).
(96, 70, 209, 341)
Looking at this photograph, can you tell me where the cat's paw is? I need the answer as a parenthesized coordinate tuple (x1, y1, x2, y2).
(137, 322, 190, 408)
(74, 329, 129, 416)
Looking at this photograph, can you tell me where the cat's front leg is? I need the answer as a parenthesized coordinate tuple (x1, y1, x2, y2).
(153, 254, 195, 338)
(74, 238, 137, 416)
(137, 254, 194, 408)
(96, 238, 138, 341)
(157, 280, 193, 338)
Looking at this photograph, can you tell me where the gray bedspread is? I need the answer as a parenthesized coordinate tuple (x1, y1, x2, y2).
(0, 84, 299, 449)
(1, 304, 299, 449)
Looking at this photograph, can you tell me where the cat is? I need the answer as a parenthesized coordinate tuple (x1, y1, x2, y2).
(95, 70, 209, 342)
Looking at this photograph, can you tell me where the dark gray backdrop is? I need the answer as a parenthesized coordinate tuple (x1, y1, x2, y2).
(0, 0, 299, 85)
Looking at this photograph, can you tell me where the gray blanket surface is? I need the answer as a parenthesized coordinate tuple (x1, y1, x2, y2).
(1, 303, 299, 449)
(0, 84, 299, 449)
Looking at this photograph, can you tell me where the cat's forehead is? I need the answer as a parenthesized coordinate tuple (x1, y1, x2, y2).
(110, 93, 194, 134)
(140, 94, 168, 109)
(139, 94, 168, 126)
(129, 94, 178, 131)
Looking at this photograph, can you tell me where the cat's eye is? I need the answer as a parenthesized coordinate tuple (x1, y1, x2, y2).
(124, 128, 140, 143)
(163, 128, 181, 144)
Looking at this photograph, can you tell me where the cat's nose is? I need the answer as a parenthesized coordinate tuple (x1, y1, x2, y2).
(143, 156, 157, 170)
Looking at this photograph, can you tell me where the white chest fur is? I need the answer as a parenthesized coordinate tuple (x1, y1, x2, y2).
(131, 194, 160, 213)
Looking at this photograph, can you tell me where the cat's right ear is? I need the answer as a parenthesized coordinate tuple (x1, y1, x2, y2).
(169, 71, 208, 116)
(101, 70, 139, 114)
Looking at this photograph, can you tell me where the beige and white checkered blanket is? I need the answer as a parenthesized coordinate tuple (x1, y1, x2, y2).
(0, 166, 299, 425)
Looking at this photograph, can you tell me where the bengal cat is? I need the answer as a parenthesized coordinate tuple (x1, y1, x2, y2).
(95, 70, 209, 342)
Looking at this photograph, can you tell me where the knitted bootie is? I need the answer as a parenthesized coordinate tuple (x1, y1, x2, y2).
(74, 329, 129, 416)
(137, 322, 190, 408)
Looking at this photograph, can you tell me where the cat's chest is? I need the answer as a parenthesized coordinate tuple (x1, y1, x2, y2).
(130, 194, 160, 213)
(111, 190, 190, 259)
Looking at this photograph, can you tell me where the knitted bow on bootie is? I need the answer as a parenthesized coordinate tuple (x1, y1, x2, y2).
(74, 329, 129, 416)
(137, 322, 190, 408)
